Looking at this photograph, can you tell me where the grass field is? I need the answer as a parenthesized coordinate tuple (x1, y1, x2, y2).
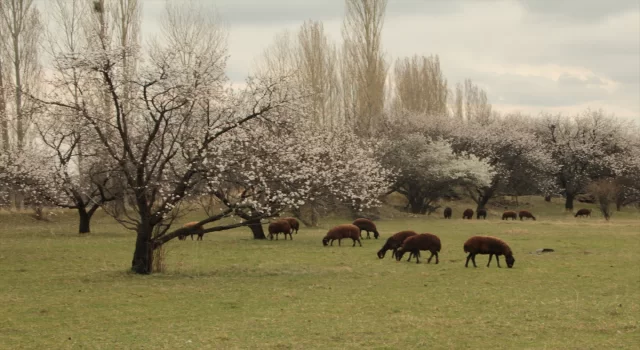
(1, 197, 639, 349)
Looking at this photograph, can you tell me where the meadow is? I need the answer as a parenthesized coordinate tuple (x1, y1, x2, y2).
(1, 197, 639, 349)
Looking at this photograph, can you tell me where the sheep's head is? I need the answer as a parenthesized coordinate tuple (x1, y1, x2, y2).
(394, 249, 405, 261)
(374, 231, 379, 239)
(505, 255, 515, 268)
(322, 237, 330, 246)
(376, 249, 386, 259)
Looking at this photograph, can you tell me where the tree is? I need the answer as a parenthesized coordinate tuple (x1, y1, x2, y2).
(535, 109, 632, 211)
(0, 0, 42, 150)
(381, 132, 494, 214)
(37, 1, 389, 274)
(391, 55, 448, 117)
(450, 79, 492, 124)
(341, 0, 388, 136)
(452, 115, 557, 210)
(587, 179, 617, 220)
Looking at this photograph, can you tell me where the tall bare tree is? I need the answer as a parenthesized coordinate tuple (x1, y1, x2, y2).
(341, 0, 388, 137)
(450, 79, 492, 124)
(392, 54, 448, 116)
(295, 20, 340, 128)
(0, 0, 42, 150)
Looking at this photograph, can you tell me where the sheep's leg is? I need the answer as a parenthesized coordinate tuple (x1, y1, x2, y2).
(471, 254, 477, 267)
(427, 251, 435, 264)
(357, 239, 362, 247)
(415, 251, 421, 264)
(465, 253, 472, 267)
(487, 254, 493, 267)
(495, 255, 501, 268)
(330, 239, 334, 246)
(338, 239, 342, 246)
(360, 230, 364, 239)
(434, 252, 439, 264)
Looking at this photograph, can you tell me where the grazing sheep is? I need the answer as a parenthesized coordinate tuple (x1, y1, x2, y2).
(502, 211, 518, 220)
(268, 220, 292, 240)
(477, 208, 487, 219)
(443, 207, 452, 219)
(395, 233, 442, 264)
(322, 224, 362, 247)
(463, 235, 515, 268)
(352, 218, 380, 239)
(179, 221, 205, 241)
(462, 208, 474, 219)
(376, 230, 418, 259)
(519, 210, 536, 221)
(282, 217, 300, 234)
(575, 209, 592, 218)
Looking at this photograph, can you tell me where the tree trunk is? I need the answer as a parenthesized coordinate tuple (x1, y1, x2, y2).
(407, 193, 425, 214)
(131, 223, 153, 274)
(565, 192, 575, 211)
(544, 195, 551, 202)
(78, 208, 92, 234)
(247, 218, 266, 239)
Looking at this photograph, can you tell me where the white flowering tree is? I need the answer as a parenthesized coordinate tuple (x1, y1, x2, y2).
(535, 110, 634, 210)
(380, 133, 493, 214)
(32, 1, 390, 274)
(451, 115, 557, 210)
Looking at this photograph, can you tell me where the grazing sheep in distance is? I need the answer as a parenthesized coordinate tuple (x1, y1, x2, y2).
(519, 210, 536, 221)
(179, 221, 205, 241)
(443, 207, 452, 219)
(268, 220, 292, 240)
(377, 230, 418, 259)
(477, 208, 487, 219)
(502, 211, 517, 220)
(282, 217, 300, 234)
(395, 233, 442, 264)
(575, 209, 591, 218)
(462, 208, 474, 219)
(322, 224, 362, 247)
(352, 218, 380, 239)
(463, 235, 515, 268)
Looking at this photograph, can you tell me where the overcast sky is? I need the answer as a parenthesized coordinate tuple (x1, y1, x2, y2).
(44, 0, 640, 120)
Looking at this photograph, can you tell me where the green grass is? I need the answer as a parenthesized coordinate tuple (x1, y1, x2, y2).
(1, 197, 639, 349)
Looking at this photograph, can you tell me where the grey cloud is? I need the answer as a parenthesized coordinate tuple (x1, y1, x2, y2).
(517, 0, 639, 23)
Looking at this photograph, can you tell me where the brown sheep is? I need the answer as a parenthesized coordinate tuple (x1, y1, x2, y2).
(268, 220, 292, 240)
(395, 233, 442, 264)
(575, 208, 591, 218)
(282, 217, 300, 234)
(463, 235, 515, 268)
(519, 210, 536, 221)
(179, 221, 205, 241)
(352, 218, 380, 239)
(443, 207, 452, 219)
(462, 208, 474, 219)
(477, 208, 487, 219)
(502, 211, 518, 220)
(322, 224, 362, 247)
(376, 230, 418, 259)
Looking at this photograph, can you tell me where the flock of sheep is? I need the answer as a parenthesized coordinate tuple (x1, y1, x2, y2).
(180, 206, 594, 269)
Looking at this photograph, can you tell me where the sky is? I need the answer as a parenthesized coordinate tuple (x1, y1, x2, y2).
(43, 0, 640, 120)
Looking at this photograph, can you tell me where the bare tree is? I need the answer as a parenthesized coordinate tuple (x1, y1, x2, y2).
(587, 179, 617, 220)
(391, 55, 448, 117)
(0, 0, 42, 150)
(450, 79, 492, 124)
(341, 0, 388, 137)
(295, 20, 340, 128)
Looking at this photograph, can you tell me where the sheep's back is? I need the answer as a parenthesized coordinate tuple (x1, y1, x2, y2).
(352, 218, 377, 231)
(403, 233, 441, 251)
(326, 224, 360, 239)
(464, 236, 512, 255)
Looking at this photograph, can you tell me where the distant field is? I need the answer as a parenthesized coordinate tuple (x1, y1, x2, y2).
(1, 197, 639, 349)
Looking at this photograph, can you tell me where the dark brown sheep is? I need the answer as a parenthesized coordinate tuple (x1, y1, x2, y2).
(179, 221, 205, 241)
(519, 210, 536, 221)
(282, 217, 300, 234)
(502, 211, 518, 220)
(443, 207, 452, 219)
(395, 233, 442, 264)
(322, 224, 362, 247)
(462, 208, 474, 219)
(575, 209, 592, 218)
(268, 220, 292, 240)
(463, 235, 515, 268)
(477, 208, 487, 219)
(376, 230, 418, 259)
(352, 218, 380, 239)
